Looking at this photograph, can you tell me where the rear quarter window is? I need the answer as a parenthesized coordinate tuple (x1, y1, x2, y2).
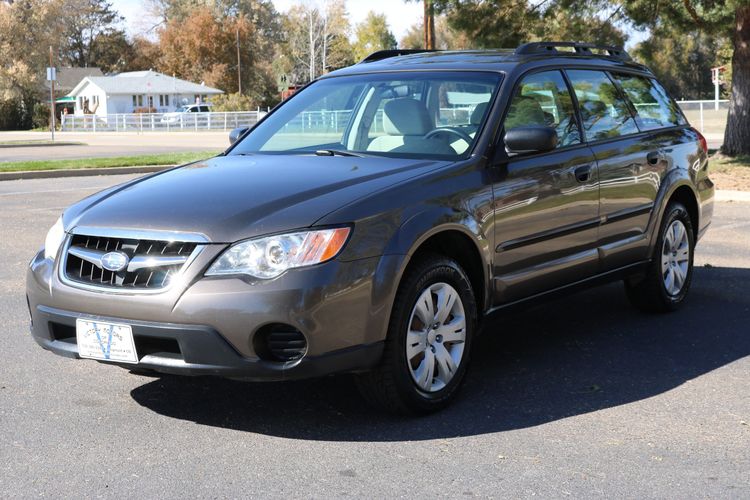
(613, 74, 687, 130)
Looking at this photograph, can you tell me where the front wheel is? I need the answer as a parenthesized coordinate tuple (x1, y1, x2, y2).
(625, 202, 695, 312)
(356, 255, 477, 415)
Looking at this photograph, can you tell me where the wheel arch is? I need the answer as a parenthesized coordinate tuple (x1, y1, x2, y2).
(648, 175, 701, 259)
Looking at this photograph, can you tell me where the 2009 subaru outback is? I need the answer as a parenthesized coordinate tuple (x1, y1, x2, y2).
(27, 42, 714, 414)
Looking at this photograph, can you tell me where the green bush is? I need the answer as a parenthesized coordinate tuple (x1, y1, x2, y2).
(32, 102, 50, 129)
(209, 93, 255, 112)
(0, 96, 35, 130)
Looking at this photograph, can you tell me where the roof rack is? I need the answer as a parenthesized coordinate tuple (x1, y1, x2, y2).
(359, 49, 436, 64)
(515, 42, 631, 61)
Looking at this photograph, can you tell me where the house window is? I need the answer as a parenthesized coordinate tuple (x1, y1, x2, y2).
(132, 95, 137, 107)
(159, 94, 169, 107)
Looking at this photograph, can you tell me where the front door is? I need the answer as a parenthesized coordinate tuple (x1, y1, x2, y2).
(490, 70, 600, 304)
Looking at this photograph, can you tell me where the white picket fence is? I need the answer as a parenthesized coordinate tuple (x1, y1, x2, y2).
(60, 111, 267, 132)
(60, 107, 478, 134)
(59, 100, 730, 136)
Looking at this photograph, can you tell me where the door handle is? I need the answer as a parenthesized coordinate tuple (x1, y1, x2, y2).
(646, 151, 661, 165)
(574, 165, 592, 183)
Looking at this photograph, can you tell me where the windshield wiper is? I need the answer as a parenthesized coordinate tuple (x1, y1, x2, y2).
(314, 149, 364, 158)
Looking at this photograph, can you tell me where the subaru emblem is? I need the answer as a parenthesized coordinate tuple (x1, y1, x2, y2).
(100, 251, 129, 272)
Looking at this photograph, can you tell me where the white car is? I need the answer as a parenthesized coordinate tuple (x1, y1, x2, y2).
(160, 104, 212, 124)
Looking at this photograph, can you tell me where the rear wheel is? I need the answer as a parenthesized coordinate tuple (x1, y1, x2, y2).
(356, 255, 477, 415)
(625, 202, 695, 312)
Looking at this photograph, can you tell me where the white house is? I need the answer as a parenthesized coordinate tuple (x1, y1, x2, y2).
(67, 70, 224, 116)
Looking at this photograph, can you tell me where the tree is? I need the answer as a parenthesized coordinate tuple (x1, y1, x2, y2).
(157, 7, 277, 106)
(88, 30, 134, 73)
(616, 0, 748, 156)
(633, 27, 731, 100)
(60, 0, 123, 68)
(400, 15, 470, 50)
(429, 0, 627, 48)
(128, 36, 161, 71)
(0, 0, 64, 129)
(352, 11, 396, 61)
(279, 1, 353, 84)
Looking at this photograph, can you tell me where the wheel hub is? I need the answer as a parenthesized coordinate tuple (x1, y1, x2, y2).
(405, 282, 467, 393)
(661, 219, 690, 297)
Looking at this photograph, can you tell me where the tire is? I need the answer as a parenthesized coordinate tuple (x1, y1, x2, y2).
(356, 254, 477, 415)
(624, 202, 695, 313)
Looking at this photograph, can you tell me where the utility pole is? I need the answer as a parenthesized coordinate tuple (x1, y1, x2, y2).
(423, 0, 435, 50)
(236, 26, 242, 94)
(48, 46, 56, 141)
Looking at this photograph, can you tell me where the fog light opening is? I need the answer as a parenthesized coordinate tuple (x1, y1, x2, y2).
(253, 324, 308, 362)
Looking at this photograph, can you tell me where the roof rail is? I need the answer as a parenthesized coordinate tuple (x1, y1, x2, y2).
(515, 42, 631, 61)
(359, 49, 436, 64)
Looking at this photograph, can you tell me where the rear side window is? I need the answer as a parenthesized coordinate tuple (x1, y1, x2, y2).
(566, 70, 639, 142)
(504, 70, 581, 147)
(613, 74, 686, 130)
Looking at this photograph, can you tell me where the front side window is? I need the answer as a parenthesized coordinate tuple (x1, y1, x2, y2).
(230, 72, 503, 160)
(504, 70, 581, 147)
(566, 69, 638, 141)
(612, 74, 686, 131)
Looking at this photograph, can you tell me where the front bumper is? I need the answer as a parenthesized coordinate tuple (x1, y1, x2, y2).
(27, 248, 402, 380)
(31, 305, 383, 380)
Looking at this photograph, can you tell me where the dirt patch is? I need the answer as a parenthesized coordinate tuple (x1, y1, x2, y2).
(710, 170, 750, 191)
(709, 153, 750, 192)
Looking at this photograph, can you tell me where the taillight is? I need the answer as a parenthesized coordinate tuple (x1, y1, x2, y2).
(692, 128, 708, 154)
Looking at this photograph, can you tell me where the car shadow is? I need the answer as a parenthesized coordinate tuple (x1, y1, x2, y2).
(130, 266, 750, 441)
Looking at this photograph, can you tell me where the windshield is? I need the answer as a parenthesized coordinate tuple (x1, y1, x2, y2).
(230, 71, 502, 160)
(175, 105, 190, 113)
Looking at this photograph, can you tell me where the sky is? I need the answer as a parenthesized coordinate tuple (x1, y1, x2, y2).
(110, 0, 424, 41)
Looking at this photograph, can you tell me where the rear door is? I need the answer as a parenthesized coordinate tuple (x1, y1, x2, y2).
(566, 69, 661, 270)
(490, 70, 600, 304)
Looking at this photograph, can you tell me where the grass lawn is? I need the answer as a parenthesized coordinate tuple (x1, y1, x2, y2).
(709, 153, 750, 191)
(0, 151, 220, 173)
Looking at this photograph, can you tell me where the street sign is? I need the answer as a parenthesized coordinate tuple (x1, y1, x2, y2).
(46, 67, 56, 81)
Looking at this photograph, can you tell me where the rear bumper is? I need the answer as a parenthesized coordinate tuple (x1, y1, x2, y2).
(30, 304, 383, 381)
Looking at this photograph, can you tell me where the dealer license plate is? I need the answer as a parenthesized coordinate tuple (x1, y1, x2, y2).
(76, 319, 138, 364)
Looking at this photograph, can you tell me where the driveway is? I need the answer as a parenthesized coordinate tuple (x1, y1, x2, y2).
(0, 174, 748, 497)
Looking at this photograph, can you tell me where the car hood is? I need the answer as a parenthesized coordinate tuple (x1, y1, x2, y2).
(65, 154, 450, 243)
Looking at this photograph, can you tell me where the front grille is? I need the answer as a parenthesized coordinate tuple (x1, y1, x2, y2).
(63, 234, 198, 291)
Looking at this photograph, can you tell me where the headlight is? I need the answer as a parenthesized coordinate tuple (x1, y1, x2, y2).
(206, 227, 351, 279)
(44, 216, 66, 260)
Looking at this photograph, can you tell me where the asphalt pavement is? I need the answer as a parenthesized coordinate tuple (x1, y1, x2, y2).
(0, 174, 748, 498)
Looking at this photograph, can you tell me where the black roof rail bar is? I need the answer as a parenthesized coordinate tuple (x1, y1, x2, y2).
(359, 49, 436, 64)
(515, 42, 631, 61)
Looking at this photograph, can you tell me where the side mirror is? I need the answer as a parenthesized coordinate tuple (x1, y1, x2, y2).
(229, 127, 249, 145)
(504, 126, 558, 155)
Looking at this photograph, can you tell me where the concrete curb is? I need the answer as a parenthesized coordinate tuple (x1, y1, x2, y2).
(715, 190, 750, 202)
(0, 165, 171, 181)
